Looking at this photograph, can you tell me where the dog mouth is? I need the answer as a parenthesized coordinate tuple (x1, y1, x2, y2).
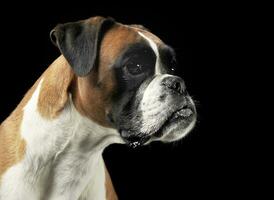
(153, 104, 195, 138)
(120, 130, 151, 148)
(167, 106, 193, 124)
(120, 104, 195, 148)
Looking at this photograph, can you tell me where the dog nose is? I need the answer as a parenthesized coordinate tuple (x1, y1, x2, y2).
(162, 76, 186, 94)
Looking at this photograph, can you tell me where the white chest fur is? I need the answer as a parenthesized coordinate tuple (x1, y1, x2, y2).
(0, 79, 122, 200)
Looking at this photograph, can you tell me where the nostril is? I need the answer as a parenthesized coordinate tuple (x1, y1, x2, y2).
(162, 76, 186, 94)
(173, 81, 182, 93)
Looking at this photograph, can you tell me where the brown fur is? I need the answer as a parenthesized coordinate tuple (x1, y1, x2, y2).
(0, 55, 118, 196)
(0, 18, 142, 196)
(72, 23, 141, 127)
(0, 113, 26, 182)
(105, 165, 118, 200)
(0, 75, 41, 181)
(133, 26, 163, 46)
(0, 56, 72, 180)
(37, 56, 74, 119)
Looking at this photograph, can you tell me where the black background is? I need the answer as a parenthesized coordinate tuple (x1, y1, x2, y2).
(0, 2, 251, 200)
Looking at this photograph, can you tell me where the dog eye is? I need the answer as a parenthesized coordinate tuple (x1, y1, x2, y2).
(125, 61, 146, 76)
(169, 59, 177, 73)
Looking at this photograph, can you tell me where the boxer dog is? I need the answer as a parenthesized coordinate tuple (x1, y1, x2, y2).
(0, 16, 196, 199)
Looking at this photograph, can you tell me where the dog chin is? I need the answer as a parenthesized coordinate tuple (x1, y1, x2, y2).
(150, 106, 197, 143)
(127, 109, 196, 148)
(157, 117, 196, 142)
(119, 103, 196, 148)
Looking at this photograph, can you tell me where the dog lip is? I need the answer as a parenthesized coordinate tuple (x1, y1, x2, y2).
(153, 104, 195, 138)
(126, 136, 151, 148)
(119, 130, 150, 148)
(170, 106, 193, 121)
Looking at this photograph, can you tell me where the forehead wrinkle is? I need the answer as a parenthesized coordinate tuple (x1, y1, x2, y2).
(138, 31, 162, 75)
(138, 32, 159, 57)
(100, 24, 141, 66)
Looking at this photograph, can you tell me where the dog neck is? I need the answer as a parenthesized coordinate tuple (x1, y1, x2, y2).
(0, 56, 121, 199)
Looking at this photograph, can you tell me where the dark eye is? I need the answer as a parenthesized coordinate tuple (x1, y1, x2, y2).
(125, 61, 146, 76)
(169, 59, 177, 73)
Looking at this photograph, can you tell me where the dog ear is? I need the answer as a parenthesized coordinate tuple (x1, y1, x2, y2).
(50, 17, 114, 76)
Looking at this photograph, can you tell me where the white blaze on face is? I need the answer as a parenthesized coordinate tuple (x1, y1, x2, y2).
(138, 31, 171, 134)
(137, 31, 196, 140)
(139, 74, 176, 134)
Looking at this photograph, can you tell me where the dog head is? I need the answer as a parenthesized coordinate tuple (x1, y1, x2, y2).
(50, 16, 196, 147)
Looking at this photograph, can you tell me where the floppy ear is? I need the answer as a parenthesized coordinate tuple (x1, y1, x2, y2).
(50, 17, 114, 76)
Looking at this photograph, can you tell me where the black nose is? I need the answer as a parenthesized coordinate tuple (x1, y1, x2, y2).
(161, 76, 186, 94)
